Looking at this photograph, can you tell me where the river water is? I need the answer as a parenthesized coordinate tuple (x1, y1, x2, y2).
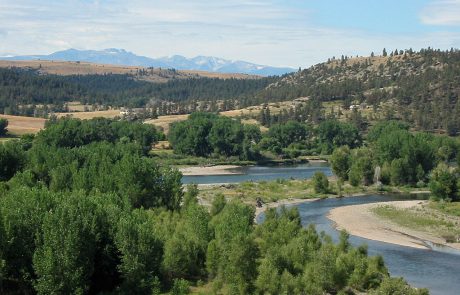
(184, 164, 460, 294)
(256, 195, 460, 295)
(181, 163, 332, 184)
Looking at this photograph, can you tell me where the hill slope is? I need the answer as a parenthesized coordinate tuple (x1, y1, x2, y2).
(260, 48, 460, 134)
(1, 48, 294, 76)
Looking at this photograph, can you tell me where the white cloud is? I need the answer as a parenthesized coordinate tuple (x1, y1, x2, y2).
(420, 0, 460, 25)
(0, 0, 459, 67)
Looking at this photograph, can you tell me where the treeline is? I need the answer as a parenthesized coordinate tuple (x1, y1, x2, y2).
(168, 113, 361, 160)
(261, 48, 460, 134)
(0, 117, 427, 294)
(330, 121, 460, 200)
(0, 68, 274, 116)
(169, 113, 262, 161)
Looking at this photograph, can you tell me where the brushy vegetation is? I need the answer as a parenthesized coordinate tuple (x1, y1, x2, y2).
(0, 117, 430, 294)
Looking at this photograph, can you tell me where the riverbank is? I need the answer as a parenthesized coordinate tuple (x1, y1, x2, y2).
(179, 165, 244, 176)
(254, 197, 320, 220)
(328, 200, 460, 250)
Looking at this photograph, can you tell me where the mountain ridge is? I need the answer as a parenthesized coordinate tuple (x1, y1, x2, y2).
(1, 48, 294, 76)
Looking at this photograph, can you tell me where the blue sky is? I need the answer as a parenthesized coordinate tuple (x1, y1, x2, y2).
(0, 0, 460, 67)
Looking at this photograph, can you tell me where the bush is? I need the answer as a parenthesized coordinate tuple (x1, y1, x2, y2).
(170, 279, 190, 295)
(312, 171, 329, 194)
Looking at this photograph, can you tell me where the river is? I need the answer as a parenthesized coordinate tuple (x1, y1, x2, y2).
(181, 162, 332, 184)
(256, 195, 460, 295)
(184, 164, 460, 295)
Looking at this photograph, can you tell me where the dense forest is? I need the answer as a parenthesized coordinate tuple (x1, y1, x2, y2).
(0, 68, 275, 116)
(0, 117, 429, 294)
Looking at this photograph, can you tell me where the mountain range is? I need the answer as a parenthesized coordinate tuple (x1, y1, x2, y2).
(0, 48, 294, 76)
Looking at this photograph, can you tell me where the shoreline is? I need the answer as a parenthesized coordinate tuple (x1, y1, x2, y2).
(179, 165, 244, 176)
(254, 197, 320, 221)
(327, 201, 460, 251)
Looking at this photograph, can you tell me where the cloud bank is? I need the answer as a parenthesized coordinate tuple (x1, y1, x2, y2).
(0, 0, 459, 67)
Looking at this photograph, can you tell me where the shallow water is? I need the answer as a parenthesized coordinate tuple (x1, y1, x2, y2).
(181, 163, 332, 184)
(257, 195, 460, 295)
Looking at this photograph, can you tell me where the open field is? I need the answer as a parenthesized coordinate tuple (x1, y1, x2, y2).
(0, 60, 259, 81)
(0, 114, 46, 135)
(145, 114, 189, 133)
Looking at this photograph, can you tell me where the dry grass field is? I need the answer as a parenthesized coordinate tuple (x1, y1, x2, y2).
(0, 114, 46, 135)
(144, 114, 189, 133)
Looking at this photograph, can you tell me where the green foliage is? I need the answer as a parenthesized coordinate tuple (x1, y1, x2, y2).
(367, 120, 409, 142)
(317, 120, 361, 154)
(0, 187, 56, 291)
(169, 112, 261, 160)
(252, 207, 395, 295)
(210, 194, 226, 216)
(0, 140, 26, 181)
(267, 121, 310, 149)
(0, 119, 7, 136)
(39, 117, 162, 153)
(115, 209, 163, 294)
(207, 201, 257, 294)
(371, 277, 429, 295)
(33, 193, 99, 295)
(429, 163, 458, 201)
(330, 146, 351, 180)
(0, 117, 433, 294)
(163, 203, 211, 280)
(170, 278, 190, 295)
(349, 148, 374, 186)
(312, 171, 329, 194)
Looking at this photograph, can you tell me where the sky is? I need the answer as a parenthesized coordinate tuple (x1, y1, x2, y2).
(0, 0, 460, 68)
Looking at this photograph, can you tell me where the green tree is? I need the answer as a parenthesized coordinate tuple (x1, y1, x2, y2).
(312, 171, 329, 194)
(0, 187, 56, 292)
(316, 120, 361, 154)
(163, 203, 211, 280)
(371, 277, 429, 295)
(0, 140, 25, 181)
(0, 119, 7, 136)
(330, 146, 351, 180)
(33, 194, 98, 295)
(429, 163, 458, 201)
(210, 194, 227, 216)
(207, 201, 257, 294)
(115, 210, 163, 294)
(349, 148, 374, 186)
